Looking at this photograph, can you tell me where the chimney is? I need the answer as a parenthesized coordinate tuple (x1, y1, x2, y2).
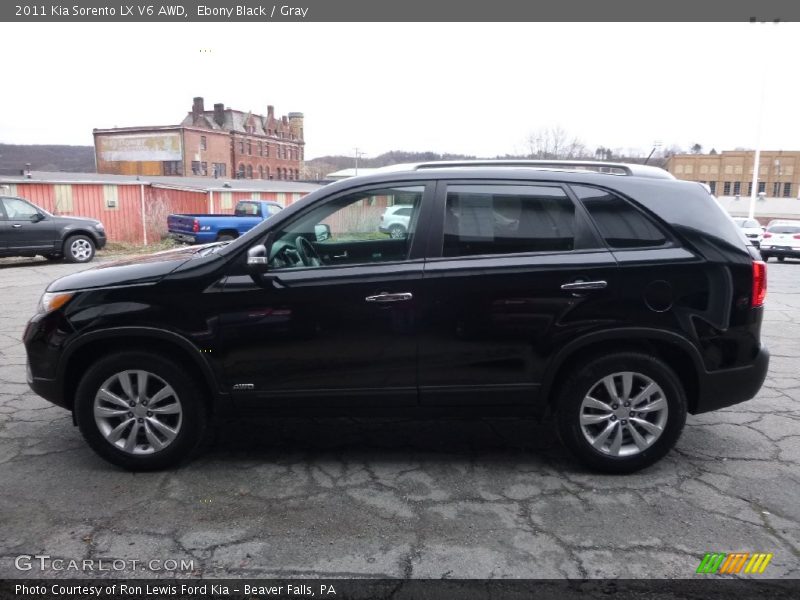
(192, 97, 204, 123)
(288, 112, 304, 140)
(213, 103, 225, 127)
(267, 105, 274, 120)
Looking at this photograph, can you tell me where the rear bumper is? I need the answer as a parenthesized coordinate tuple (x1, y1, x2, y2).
(693, 345, 770, 414)
(170, 232, 198, 244)
(760, 246, 800, 257)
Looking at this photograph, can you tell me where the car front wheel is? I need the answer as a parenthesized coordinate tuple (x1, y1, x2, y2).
(388, 224, 406, 239)
(64, 234, 96, 263)
(556, 352, 687, 473)
(74, 352, 207, 470)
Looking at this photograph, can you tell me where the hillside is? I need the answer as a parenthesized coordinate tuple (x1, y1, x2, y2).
(0, 144, 96, 175)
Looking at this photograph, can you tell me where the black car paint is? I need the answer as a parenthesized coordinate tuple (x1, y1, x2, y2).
(24, 169, 768, 419)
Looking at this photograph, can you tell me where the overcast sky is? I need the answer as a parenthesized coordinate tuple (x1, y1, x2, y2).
(1, 22, 797, 160)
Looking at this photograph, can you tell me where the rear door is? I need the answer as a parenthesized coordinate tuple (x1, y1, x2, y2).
(417, 180, 618, 407)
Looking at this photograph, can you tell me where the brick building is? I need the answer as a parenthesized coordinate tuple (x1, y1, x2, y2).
(94, 97, 304, 181)
(666, 150, 800, 199)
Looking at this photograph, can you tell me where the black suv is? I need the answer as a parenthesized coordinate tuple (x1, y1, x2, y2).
(1, 195, 107, 262)
(23, 161, 769, 472)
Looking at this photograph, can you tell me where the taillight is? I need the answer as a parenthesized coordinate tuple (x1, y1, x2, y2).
(763, 232, 772, 238)
(752, 261, 767, 307)
(192, 219, 200, 233)
(793, 234, 800, 240)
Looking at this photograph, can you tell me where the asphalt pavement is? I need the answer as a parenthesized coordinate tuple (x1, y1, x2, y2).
(0, 255, 798, 578)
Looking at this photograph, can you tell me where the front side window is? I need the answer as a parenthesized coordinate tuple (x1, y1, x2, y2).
(2, 197, 39, 220)
(267, 185, 425, 270)
(573, 185, 668, 249)
(443, 185, 575, 257)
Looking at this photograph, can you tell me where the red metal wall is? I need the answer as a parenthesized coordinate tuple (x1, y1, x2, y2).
(9, 182, 309, 244)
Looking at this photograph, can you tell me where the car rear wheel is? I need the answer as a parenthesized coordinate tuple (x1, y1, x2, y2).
(216, 233, 236, 242)
(63, 234, 96, 263)
(778, 256, 785, 262)
(74, 352, 207, 470)
(556, 352, 687, 473)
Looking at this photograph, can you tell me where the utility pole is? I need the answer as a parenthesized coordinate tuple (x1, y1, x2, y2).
(354, 147, 366, 176)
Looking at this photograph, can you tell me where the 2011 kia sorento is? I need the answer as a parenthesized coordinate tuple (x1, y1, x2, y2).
(23, 161, 769, 472)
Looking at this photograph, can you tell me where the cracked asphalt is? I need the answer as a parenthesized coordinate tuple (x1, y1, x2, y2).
(0, 255, 798, 579)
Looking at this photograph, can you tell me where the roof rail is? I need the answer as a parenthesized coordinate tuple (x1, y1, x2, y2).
(387, 160, 674, 179)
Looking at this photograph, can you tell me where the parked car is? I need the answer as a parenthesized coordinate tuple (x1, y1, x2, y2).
(379, 205, 413, 238)
(732, 217, 764, 247)
(24, 160, 769, 473)
(760, 223, 800, 262)
(168, 199, 283, 244)
(0, 195, 106, 263)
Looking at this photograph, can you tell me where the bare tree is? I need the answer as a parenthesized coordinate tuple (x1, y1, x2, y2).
(526, 127, 588, 160)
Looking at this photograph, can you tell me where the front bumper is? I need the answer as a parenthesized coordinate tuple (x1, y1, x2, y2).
(693, 345, 770, 414)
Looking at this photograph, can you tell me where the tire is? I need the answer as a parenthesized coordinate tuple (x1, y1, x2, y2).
(388, 224, 406, 239)
(216, 233, 236, 242)
(762, 255, 770, 261)
(74, 351, 207, 470)
(63, 234, 96, 263)
(556, 352, 687, 474)
(778, 256, 785, 262)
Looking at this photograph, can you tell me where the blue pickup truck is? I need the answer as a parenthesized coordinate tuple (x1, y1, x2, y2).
(167, 199, 283, 244)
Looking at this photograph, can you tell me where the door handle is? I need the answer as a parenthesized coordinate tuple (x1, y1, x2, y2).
(365, 292, 413, 303)
(11, 224, 22, 228)
(560, 280, 607, 291)
(333, 251, 348, 259)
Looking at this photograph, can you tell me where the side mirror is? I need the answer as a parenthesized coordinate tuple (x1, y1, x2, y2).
(31, 213, 44, 223)
(314, 223, 331, 242)
(247, 244, 268, 268)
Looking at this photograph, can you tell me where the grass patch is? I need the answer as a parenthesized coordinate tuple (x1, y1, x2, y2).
(101, 238, 180, 256)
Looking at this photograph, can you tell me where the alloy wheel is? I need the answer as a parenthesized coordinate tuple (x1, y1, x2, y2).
(579, 371, 669, 457)
(93, 370, 183, 455)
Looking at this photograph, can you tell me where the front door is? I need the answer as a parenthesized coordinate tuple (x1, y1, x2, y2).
(418, 181, 618, 406)
(217, 182, 433, 408)
(1, 197, 56, 252)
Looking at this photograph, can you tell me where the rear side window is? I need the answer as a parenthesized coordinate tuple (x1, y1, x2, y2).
(443, 185, 575, 257)
(572, 185, 668, 249)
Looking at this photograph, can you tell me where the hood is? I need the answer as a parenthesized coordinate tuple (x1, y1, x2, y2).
(53, 215, 103, 227)
(47, 245, 205, 292)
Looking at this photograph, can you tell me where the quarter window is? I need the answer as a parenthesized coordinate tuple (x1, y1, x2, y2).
(572, 185, 668, 249)
(443, 185, 575, 257)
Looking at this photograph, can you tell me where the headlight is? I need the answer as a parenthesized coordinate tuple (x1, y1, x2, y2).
(38, 291, 75, 314)
(94, 222, 105, 231)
